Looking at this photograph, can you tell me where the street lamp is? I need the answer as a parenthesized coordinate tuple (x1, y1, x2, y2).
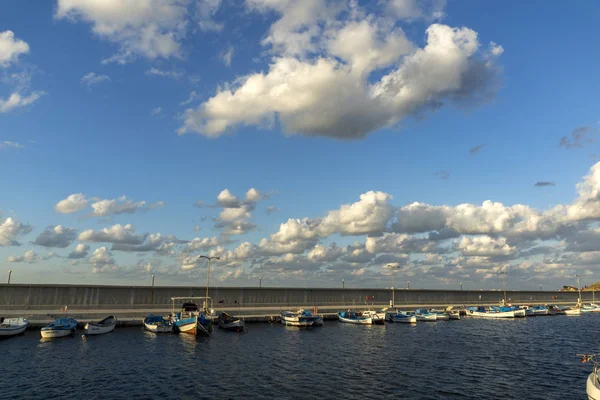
(7, 270, 12, 285)
(499, 271, 507, 305)
(151, 274, 155, 287)
(460, 282, 463, 291)
(259, 276, 262, 288)
(576, 274, 582, 305)
(407, 281, 410, 290)
(342, 279, 345, 289)
(387, 264, 399, 307)
(540, 284, 542, 292)
(199, 255, 220, 307)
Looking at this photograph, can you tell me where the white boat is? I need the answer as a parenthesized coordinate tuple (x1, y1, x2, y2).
(144, 315, 173, 333)
(41, 318, 78, 338)
(415, 309, 437, 322)
(448, 310, 461, 320)
(564, 308, 582, 316)
(0, 317, 28, 337)
(84, 315, 117, 336)
(388, 311, 417, 323)
(337, 311, 373, 324)
(466, 307, 515, 318)
(281, 311, 315, 327)
(360, 310, 385, 325)
(582, 354, 600, 400)
(432, 311, 450, 321)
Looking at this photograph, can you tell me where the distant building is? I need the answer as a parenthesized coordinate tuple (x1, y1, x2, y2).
(560, 285, 578, 292)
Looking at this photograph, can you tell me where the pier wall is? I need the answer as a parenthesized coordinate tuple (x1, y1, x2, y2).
(0, 284, 586, 310)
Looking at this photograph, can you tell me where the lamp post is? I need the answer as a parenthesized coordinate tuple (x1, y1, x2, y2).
(199, 256, 220, 309)
(7, 270, 12, 285)
(342, 279, 345, 289)
(499, 271, 507, 305)
(540, 284, 542, 292)
(576, 274, 582, 305)
(460, 282, 463, 291)
(259, 276, 262, 288)
(407, 281, 410, 290)
(151, 274, 155, 304)
(387, 264, 398, 307)
(151, 274, 155, 287)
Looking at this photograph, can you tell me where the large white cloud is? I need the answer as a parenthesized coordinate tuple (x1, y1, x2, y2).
(33, 225, 78, 248)
(68, 243, 90, 259)
(56, 0, 191, 63)
(0, 216, 33, 246)
(78, 224, 147, 244)
(0, 92, 45, 113)
(0, 30, 29, 67)
(55, 193, 89, 214)
(456, 235, 517, 257)
(180, 0, 502, 139)
(89, 246, 118, 272)
(7, 249, 40, 263)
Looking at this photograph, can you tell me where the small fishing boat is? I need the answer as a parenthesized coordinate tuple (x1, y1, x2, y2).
(525, 305, 551, 316)
(387, 311, 417, 323)
(466, 306, 515, 318)
(549, 305, 566, 315)
(430, 310, 450, 321)
(497, 306, 526, 317)
(143, 315, 173, 333)
(84, 315, 117, 336)
(360, 310, 385, 325)
(448, 310, 461, 320)
(281, 311, 314, 327)
(581, 304, 600, 313)
(415, 309, 437, 322)
(581, 354, 600, 400)
(172, 298, 212, 336)
(217, 312, 245, 332)
(41, 318, 78, 338)
(337, 311, 373, 325)
(0, 317, 28, 337)
(298, 309, 324, 326)
(564, 307, 582, 316)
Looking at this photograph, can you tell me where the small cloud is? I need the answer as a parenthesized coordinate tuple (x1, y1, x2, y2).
(220, 46, 234, 67)
(266, 206, 279, 215)
(193, 200, 205, 208)
(434, 170, 451, 180)
(560, 126, 594, 149)
(0, 141, 24, 150)
(180, 91, 201, 106)
(534, 181, 556, 187)
(151, 107, 162, 116)
(194, 225, 201, 232)
(80, 72, 110, 87)
(145, 68, 183, 79)
(469, 144, 485, 155)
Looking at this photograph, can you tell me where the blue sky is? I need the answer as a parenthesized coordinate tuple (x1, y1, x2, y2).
(1, 0, 599, 289)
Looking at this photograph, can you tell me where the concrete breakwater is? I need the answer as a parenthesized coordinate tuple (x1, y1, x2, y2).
(0, 283, 585, 311)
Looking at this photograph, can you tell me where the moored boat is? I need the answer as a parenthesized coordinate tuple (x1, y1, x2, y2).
(415, 309, 437, 322)
(41, 318, 78, 338)
(360, 310, 385, 325)
(218, 312, 246, 332)
(172, 298, 212, 335)
(298, 309, 323, 326)
(581, 354, 600, 400)
(281, 311, 314, 327)
(564, 307, 582, 316)
(0, 317, 28, 337)
(466, 306, 515, 318)
(448, 310, 461, 320)
(143, 315, 173, 333)
(84, 315, 117, 336)
(388, 311, 417, 323)
(337, 311, 373, 324)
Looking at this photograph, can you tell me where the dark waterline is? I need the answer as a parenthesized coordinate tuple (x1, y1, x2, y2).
(1, 315, 598, 399)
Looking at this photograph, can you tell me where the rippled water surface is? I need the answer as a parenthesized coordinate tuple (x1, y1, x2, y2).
(1, 315, 599, 399)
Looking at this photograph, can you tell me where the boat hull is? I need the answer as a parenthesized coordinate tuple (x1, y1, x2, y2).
(416, 314, 437, 322)
(565, 309, 582, 315)
(41, 329, 75, 338)
(588, 372, 600, 400)
(0, 318, 28, 336)
(85, 323, 116, 336)
(281, 316, 313, 327)
(467, 310, 515, 318)
(144, 322, 173, 333)
(338, 315, 372, 324)
(219, 320, 246, 331)
(390, 314, 417, 323)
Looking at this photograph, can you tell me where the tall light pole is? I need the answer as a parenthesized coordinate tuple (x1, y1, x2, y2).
(199, 256, 220, 307)
(407, 281, 410, 290)
(151, 274, 155, 287)
(259, 276, 262, 288)
(499, 271, 507, 305)
(7, 270, 12, 285)
(540, 284, 542, 292)
(387, 264, 398, 307)
(151, 273, 155, 304)
(576, 274, 582, 305)
(460, 282, 463, 291)
(342, 279, 345, 289)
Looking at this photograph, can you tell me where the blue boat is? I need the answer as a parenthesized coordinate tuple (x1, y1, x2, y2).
(386, 311, 417, 323)
(338, 311, 373, 324)
(171, 297, 212, 336)
(41, 318, 77, 338)
(143, 315, 173, 333)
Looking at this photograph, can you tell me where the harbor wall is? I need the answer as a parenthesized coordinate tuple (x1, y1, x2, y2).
(0, 284, 586, 310)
